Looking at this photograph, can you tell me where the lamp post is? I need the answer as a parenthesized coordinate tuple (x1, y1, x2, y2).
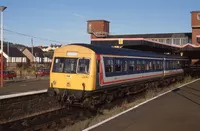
(0, 6, 7, 87)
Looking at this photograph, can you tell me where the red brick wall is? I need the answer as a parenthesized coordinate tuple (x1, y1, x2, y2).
(192, 28, 200, 45)
(87, 20, 109, 39)
(191, 12, 200, 27)
(191, 11, 200, 45)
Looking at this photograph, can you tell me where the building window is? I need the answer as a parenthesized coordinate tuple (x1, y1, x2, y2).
(173, 38, 180, 45)
(12, 57, 15, 62)
(197, 13, 200, 20)
(159, 39, 164, 43)
(197, 37, 200, 43)
(181, 38, 188, 45)
(166, 39, 172, 44)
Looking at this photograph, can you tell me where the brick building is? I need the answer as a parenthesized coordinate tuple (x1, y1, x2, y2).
(191, 11, 200, 45)
(87, 10, 200, 46)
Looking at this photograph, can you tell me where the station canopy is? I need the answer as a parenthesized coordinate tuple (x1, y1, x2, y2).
(91, 38, 200, 59)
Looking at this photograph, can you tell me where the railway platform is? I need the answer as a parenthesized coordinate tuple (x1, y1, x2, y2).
(83, 79, 200, 131)
(0, 77, 49, 97)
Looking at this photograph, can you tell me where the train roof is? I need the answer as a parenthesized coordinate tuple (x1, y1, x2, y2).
(70, 43, 188, 59)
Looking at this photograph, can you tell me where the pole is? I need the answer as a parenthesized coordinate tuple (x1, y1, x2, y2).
(7, 41, 9, 56)
(31, 38, 34, 63)
(1, 11, 4, 87)
(6, 41, 9, 67)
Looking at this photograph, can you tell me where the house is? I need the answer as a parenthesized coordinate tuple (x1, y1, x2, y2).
(22, 47, 51, 63)
(0, 45, 27, 68)
(38, 44, 62, 52)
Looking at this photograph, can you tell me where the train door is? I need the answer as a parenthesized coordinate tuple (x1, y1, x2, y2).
(96, 55, 101, 88)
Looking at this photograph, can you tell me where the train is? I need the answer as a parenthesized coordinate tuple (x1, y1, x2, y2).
(48, 43, 190, 107)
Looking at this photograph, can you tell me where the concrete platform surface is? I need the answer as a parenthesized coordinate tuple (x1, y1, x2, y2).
(0, 77, 49, 96)
(86, 79, 200, 131)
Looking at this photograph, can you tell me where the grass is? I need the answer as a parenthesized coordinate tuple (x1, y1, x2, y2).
(62, 76, 198, 131)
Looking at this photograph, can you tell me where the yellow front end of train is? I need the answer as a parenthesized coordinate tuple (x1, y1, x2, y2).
(49, 45, 97, 92)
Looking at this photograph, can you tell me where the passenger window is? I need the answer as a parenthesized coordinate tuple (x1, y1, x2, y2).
(160, 61, 163, 70)
(77, 58, 90, 74)
(145, 61, 150, 71)
(105, 59, 114, 73)
(142, 60, 146, 71)
(129, 60, 135, 72)
(148, 61, 153, 70)
(115, 59, 122, 72)
(167, 61, 170, 69)
(124, 61, 127, 72)
(177, 61, 180, 68)
(136, 60, 141, 71)
(157, 61, 160, 70)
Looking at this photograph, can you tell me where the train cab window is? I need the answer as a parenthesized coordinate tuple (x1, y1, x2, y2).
(53, 58, 78, 73)
(77, 58, 90, 74)
(115, 59, 122, 72)
(53, 58, 64, 72)
(129, 60, 135, 72)
(105, 59, 114, 73)
(64, 58, 78, 73)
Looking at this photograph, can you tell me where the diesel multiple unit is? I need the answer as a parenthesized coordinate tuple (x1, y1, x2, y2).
(48, 44, 189, 106)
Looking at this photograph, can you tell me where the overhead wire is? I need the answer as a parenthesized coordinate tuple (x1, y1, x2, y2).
(2, 28, 64, 44)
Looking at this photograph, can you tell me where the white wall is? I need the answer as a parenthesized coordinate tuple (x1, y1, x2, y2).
(7, 57, 27, 63)
(43, 57, 52, 62)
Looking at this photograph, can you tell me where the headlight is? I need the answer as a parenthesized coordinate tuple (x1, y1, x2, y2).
(52, 80, 56, 85)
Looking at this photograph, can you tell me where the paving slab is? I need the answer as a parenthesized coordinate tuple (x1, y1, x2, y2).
(87, 80, 200, 131)
(0, 77, 49, 96)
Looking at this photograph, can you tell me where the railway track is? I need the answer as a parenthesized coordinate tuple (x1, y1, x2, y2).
(0, 92, 61, 124)
(1, 75, 199, 131)
(0, 87, 151, 131)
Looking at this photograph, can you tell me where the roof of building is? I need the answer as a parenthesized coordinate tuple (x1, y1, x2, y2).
(50, 44, 62, 47)
(91, 38, 200, 53)
(87, 20, 110, 23)
(91, 38, 180, 53)
(191, 10, 200, 13)
(70, 43, 187, 59)
(2, 46, 26, 57)
(108, 32, 192, 39)
(26, 47, 44, 57)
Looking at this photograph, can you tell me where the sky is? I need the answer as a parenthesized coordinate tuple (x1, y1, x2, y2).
(0, 0, 200, 47)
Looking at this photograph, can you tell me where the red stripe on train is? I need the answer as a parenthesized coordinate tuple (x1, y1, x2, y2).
(100, 70, 183, 85)
(98, 55, 183, 86)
